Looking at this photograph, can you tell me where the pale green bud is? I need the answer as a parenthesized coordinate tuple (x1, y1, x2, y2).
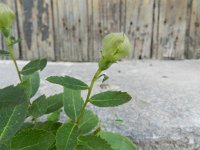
(0, 3, 15, 37)
(99, 33, 132, 70)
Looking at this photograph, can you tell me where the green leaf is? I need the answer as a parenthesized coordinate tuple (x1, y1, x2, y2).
(46, 93, 63, 114)
(0, 144, 8, 150)
(98, 74, 109, 83)
(28, 95, 47, 118)
(79, 110, 99, 134)
(76, 135, 113, 150)
(0, 50, 9, 56)
(11, 128, 55, 150)
(0, 103, 28, 143)
(47, 109, 62, 122)
(34, 121, 62, 135)
(20, 123, 34, 130)
(56, 122, 79, 150)
(0, 81, 30, 109)
(46, 76, 89, 90)
(22, 71, 40, 97)
(99, 132, 137, 150)
(21, 58, 47, 75)
(90, 91, 132, 107)
(9, 36, 22, 46)
(63, 88, 84, 122)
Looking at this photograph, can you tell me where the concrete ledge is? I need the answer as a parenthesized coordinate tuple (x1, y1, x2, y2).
(1, 60, 200, 150)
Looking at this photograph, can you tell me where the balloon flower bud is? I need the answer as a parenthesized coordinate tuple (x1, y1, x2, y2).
(0, 3, 15, 37)
(99, 33, 132, 70)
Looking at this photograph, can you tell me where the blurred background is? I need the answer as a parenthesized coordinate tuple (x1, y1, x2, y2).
(0, 0, 199, 61)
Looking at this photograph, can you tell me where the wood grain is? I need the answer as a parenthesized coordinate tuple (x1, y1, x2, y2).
(0, 0, 199, 61)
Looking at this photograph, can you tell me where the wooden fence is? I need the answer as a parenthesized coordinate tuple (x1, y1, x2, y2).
(0, 0, 199, 61)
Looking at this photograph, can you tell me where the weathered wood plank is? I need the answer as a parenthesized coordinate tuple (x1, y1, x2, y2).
(1, 0, 200, 61)
(188, 0, 200, 59)
(158, 0, 187, 59)
(126, 0, 153, 59)
(52, 0, 88, 61)
(77, 0, 88, 61)
(152, 0, 160, 59)
(16, 0, 55, 60)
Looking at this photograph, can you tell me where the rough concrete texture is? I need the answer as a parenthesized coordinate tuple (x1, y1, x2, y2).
(0, 60, 200, 150)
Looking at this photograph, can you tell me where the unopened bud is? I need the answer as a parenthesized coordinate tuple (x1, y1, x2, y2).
(0, 3, 15, 37)
(99, 33, 132, 70)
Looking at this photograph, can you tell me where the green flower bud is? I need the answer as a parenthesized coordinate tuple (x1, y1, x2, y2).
(99, 33, 132, 70)
(0, 3, 15, 37)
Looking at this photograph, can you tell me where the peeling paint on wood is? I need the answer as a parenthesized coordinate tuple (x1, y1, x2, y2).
(0, 0, 200, 61)
(16, 0, 55, 60)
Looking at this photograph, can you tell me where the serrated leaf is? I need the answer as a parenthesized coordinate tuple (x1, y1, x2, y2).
(0, 103, 28, 143)
(47, 109, 62, 122)
(90, 91, 132, 107)
(45, 93, 63, 114)
(22, 71, 40, 98)
(63, 88, 84, 122)
(0, 50, 9, 56)
(11, 128, 55, 150)
(0, 81, 30, 109)
(79, 110, 99, 134)
(99, 132, 137, 150)
(28, 95, 47, 118)
(21, 58, 47, 75)
(47, 76, 89, 90)
(56, 122, 79, 150)
(76, 135, 113, 150)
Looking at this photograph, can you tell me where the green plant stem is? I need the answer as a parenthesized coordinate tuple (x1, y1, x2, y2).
(76, 68, 102, 123)
(5, 37, 22, 82)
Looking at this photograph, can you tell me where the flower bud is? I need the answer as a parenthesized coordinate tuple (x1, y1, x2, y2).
(0, 3, 15, 36)
(99, 33, 132, 70)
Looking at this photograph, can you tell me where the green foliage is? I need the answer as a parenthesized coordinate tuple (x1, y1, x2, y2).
(79, 110, 99, 134)
(0, 103, 28, 143)
(34, 122, 62, 135)
(0, 5, 136, 149)
(21, 58, 47, 75)
(99, 131, 137, 150)
(0, 144, 8, 150)
(76, 135, 113, 150)
(63, 88, 84, 122)
(22, 71, 40, 98)
(46, 76, 89, 90)
(11, 128, 55, 150)
(47, 109, 62, 122)
(9, 36, 21, 46)
(0, 81, 30, 108)
(0, 50, 9, 56)
(45, 93, 63, 114)
(28, 95, 47, 118)
(56, 122, 79, 150)
(90, 91, 132, 107)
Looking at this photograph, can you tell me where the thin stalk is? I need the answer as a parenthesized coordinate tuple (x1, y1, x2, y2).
(5, 37, 22, 82)
(76, 68, 102, 123)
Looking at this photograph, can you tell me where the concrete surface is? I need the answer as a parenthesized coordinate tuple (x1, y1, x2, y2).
(0, 60, 200, 150)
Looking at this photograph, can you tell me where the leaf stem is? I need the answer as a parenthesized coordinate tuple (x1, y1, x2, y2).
(5, 37, 22, 82)
(76, 68, 102, 123)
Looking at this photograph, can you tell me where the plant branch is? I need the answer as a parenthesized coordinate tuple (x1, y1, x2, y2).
(5, 37, 22, 82)
(76, 68, 102, 123)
